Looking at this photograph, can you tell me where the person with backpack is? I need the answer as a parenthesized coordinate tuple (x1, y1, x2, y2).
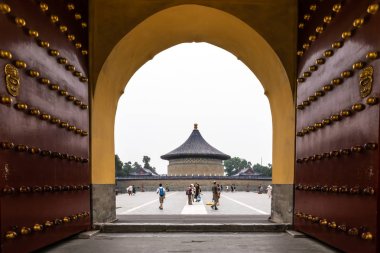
(156, 183, 166, 210)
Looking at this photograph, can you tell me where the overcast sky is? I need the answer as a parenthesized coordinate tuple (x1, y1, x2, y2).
(114, 43, 272, 174)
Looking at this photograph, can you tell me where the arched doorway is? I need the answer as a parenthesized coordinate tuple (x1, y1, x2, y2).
(91, 4, 294, 223)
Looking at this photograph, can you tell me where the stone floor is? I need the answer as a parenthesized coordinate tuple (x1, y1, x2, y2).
(115, 214, 272, 224)
(41, 232, 340, 253)
(40, 192, 339, 252)
(116, 191, 271, 216)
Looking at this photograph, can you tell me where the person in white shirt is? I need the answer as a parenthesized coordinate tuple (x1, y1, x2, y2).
(267, 185, 272, 198)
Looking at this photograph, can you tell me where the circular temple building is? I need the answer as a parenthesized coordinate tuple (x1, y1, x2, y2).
(161, 124, 231, 176)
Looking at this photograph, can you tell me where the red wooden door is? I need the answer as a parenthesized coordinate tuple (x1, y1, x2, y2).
(295, 1, 380, 252)
(0, 1, 90, 252)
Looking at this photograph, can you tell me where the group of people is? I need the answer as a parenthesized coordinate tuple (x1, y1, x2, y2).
(156, 182, 272, 210)
(156, 181, 222, 210)
(186, 181, 221, 210)
(258, 184, 272, 198)
(225, 184, 236, 192)
(186, 183, 202, 205)
(210, 184, 236, 192)
(126, 185, 136, 196)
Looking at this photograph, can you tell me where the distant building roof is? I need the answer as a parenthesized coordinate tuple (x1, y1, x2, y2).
(129, 167, 158, 176)
(232, 168, 262, 176)
(161, 124, 231, 161)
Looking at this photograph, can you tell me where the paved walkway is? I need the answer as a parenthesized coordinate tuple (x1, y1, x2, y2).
(40, 192, 339, 253)
(115, 214, 272, 224)
(42, 233, 339, 253)
(116, 191, 271, 216)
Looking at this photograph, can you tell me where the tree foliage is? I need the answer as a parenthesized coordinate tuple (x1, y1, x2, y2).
(224, 157, 271, 177)
(252, 163, 272, 177)
(133, 161, 142, 171)
(143, 155, 157, 173)
(224, 157, 251, 176)
(122, 161, 134, 176)
(115, 155, 157, 177)
(115, 154, 127, 177)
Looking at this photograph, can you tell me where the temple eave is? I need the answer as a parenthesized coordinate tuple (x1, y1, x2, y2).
(161, 153, 231, 161)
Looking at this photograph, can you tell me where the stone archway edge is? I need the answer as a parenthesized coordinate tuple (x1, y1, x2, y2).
(91, 5, 294, 223)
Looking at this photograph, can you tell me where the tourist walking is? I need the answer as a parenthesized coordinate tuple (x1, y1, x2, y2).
(217, 184, 221, 206)
(156, 183, 166, 210)
(190, 184, 195, 203)
(132, 185, 136, 195)
(186, 184, 193, 205)
(195, 183, 201, 202)
(126, 185, 133, 196)
(267, 185, 272, 198)
(258, 184, 263, 194)
(211, 181, 219, 210)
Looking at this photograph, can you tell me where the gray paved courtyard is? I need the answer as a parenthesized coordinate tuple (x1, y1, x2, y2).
(40, 191, 339, 252)
(42, 233, 339, 253)
(116, 191, 271, 216)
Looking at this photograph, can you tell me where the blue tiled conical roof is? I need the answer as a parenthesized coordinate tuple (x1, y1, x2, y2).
(161, 124, 230, 160)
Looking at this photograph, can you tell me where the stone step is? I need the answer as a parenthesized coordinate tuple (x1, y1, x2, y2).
(95, 223, 292, 233)
(76, 230, 100, 239)
(286, 229, 307, 238)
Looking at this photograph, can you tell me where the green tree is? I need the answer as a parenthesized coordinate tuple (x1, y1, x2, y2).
(122, 161, 134, 175)
(142, 155, 157, 173)
(132, 161, 142, 171)
(224, 157, 272, 177)
(115, 155, 160, 177)
(115, 154, 127, 177)
(252, 163, 272, 177)
(224, 157, 251, 176)
(143, 156, 150, 168)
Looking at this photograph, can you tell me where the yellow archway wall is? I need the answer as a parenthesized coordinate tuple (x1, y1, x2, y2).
(92, 5, 295, 184)
(92, 4, 294, 185)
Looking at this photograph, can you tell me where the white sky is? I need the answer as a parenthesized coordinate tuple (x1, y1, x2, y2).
(114, 43, 272, 174)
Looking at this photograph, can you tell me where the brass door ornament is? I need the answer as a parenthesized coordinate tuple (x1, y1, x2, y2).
(359, 66, 373, 98)
(4, 64, 20, 96)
